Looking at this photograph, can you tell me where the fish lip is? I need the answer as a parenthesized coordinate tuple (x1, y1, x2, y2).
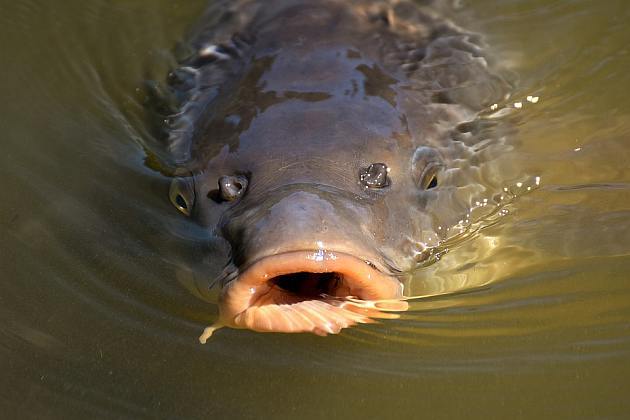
(217, 250, 405, 334)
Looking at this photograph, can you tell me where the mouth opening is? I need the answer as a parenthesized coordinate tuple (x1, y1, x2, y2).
(201, 250, 408, 341)
(271, 272, 344, 299)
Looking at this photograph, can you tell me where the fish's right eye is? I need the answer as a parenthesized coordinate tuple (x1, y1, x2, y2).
(169, 177, 195, 216)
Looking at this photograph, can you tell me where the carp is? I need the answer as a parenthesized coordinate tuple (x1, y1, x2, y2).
(153, 0, 511, 339)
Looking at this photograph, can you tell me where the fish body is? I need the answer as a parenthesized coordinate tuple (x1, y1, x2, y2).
(158, 0, 511, 337)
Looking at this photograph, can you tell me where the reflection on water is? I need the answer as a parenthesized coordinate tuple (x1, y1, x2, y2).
(1, 0, 630, 418)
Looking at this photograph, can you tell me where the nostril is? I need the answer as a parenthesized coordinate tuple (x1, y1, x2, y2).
(218, 175, 248, 201)
(359, 163, 390, 189)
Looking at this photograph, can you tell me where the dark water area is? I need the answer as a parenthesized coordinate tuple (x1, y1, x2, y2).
(1, 0, 630, 418)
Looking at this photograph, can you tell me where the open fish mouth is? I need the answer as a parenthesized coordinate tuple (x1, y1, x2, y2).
(200, 250, 408, 341)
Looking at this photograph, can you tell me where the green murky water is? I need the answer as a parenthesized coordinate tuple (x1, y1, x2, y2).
(1, 0, 630, 418)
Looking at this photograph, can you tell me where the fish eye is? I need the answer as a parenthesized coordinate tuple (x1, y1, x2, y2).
(411, 147, 442, 191)
(420, 164, 440, 190)
(360, 163, 390, 189)
(218, 175, 248, 201)
(169, 177, 195, 216)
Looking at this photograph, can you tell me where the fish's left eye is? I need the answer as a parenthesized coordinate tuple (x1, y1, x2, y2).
(420, 166, 439, 190)
(411, 147, 442, 191)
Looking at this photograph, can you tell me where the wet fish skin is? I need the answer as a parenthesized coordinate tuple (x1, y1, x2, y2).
(159, 0, 512, 335)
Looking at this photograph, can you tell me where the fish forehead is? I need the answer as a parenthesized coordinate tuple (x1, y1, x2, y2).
(194, 43, 414, 175)
(237, 98, 408, 159)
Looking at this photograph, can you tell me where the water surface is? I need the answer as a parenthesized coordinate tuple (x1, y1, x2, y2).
(1, 0, 630, 418)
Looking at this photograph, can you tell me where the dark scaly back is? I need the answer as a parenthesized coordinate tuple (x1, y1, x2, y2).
(155, 0, 512, 174)
(159, 1, 260, 169)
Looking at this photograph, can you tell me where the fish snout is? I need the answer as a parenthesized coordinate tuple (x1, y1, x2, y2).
(224, 189, 379, 264)
(212, 189, 408, 336)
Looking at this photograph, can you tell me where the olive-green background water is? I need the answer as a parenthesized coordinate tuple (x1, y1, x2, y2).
(1, 0, 629, 418)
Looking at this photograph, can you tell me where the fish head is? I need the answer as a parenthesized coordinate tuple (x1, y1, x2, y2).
(162, 27, 506, 335)
(168, 90, 458, 334)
